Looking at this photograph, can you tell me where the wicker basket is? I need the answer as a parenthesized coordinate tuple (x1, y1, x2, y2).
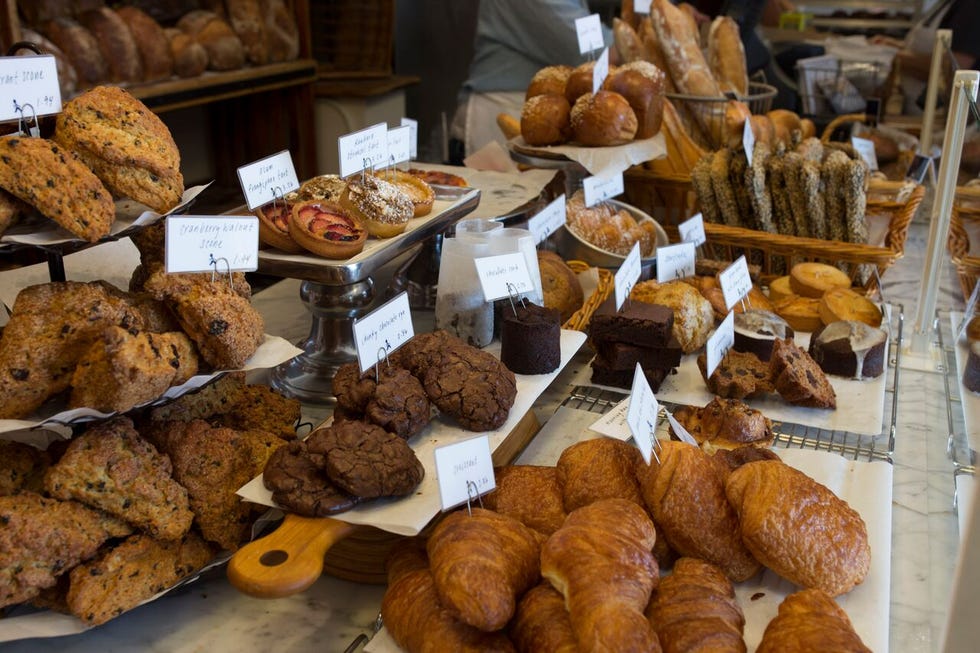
(667, 82, 778, 150)
(703, 180, 924, 295)
(622, 168, 698, 237)
(948, 185, 980, 302)
(564, 260, 613, 332)
(309, 0, 394, 78)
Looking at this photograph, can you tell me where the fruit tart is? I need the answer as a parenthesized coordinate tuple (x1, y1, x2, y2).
(255, 199, 303, 253)
(289, 199, 367, 259)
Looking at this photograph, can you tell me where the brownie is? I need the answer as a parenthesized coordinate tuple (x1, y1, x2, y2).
(733, 309, 795, 362)
(306, 421, 424, 499)
(590, 359, 672, 391)
(589, 296, 674, 347)
(262, 441, 359, 517)
(807, 320, 886, 379)
(965, 341, 980, 394)
(500, 301, 561, 375)
(593, 336, 683, 371)
(770, 338, 837, 409)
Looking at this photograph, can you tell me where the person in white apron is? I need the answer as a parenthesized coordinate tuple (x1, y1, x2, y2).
(449, 0, 613, 163)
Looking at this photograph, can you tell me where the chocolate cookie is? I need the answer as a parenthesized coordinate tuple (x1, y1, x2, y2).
(331, 361, 376, 414)
(262, 441, 358, 517)
(306, 421, 423, 499)
(422, 345, 517, 432)
(390, 330, 459, 376)
(366, 366, 431, 439)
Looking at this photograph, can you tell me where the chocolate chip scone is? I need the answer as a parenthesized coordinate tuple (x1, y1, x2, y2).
(697, 349, 773, 399)
(306, 421, 424, 499)
(422, 345, 517, 431)
(0, 135, 114, 241)
(0, 440, 50, 496)
(212, 384, 301, 441)
(263, 440, 359, 517)
(770, 338, 837, 409)
(54, 85, 183, 213)
(365, 366, 431, 439)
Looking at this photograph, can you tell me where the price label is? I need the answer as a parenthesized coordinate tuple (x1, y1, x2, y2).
(705, 311, 734, 379)
(434, 435, 496, 511)
(627, 363, 659, 464)
(656, 242, 696, 283)
(743, 119, 756, 166)
(400, 117, 418, 159)
(474, 252, 534, 301)
(592, 47, 610, 95)
(719, 255, 752, 311)
(351, 291, 414, 373)
(338, 122, 388, 177)
(0, 55, 61, 122)
(527, 195, 567, 244)
(633, 0, 653, 13)
(678, 213, 706, 246)
(387, 125, 412, 166)
(851, 136, 878, 171)
(165, 216, 259, 274)
(665, 409, 699, 446)
(583, 172, 624, 208)
(906, 153, 933, 184)
(236, 150, 300, 210)
(614, 242, 642, 310)
(575, 14, 604, 54)
(590, 398, 632, 440)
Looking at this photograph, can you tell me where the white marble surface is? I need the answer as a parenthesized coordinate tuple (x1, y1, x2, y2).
(0, 211, 970, 652)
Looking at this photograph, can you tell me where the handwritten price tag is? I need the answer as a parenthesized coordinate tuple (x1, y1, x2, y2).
(743, 119, 756, 166)
(237, 150, 300, 210)
(0, 55, 61, 122)
(338, 122, 388, 177)
(351, 292, 415, 373)
(719, 255, 752, 311)
(627, 363, 659, 464)
(387, 125, 412, 166)
(400, 117, 418, 160)
(474, 252, 534, 302)
(434, 435, 496, 511)
(705, 311, 734, 379)
(851, 136, 879, 171)
(590, 398, 632, 440)
(527, 195, 566, 244)
(656, 242, 696, 283)
(583, 172, 624, 208)
(592, 47, 610, 95)
(678, 213, 706, 246)
(165, 216, 259, 274)
(614, 242, 642, 310)
(575, 14, 604, 54)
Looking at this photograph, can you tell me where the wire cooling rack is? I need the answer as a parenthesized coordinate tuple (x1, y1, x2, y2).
(560, 306, 903, 464)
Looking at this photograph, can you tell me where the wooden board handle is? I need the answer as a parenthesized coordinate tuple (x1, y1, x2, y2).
(227, 514, 357, 598)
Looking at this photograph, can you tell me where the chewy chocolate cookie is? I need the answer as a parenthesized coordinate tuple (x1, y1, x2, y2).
(365, 366, 431, 439)
(422, 345, 517, 432)
(262, 441, 358, 517)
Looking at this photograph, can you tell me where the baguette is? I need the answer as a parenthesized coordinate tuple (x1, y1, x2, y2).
(651, 0, 721, 98)
(707, 16, 748, 96)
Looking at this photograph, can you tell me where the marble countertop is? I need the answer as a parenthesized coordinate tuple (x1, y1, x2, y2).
(1, 216, 970, 652)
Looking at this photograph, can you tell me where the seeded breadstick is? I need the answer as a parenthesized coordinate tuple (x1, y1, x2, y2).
(746, 140, 775, 233)
(822, 150, 850, 242)
(692, 152, 721, 224)
(843, 159, 869, 244)
(711, 148, 741, 227)
(800, 159, 827, 239)
(730, 150, 753, 228)
(767, 154, 795, 235)
(795, 137, 824, 164)
(782, 152, 810, 237)
(823, 141, 858, 161)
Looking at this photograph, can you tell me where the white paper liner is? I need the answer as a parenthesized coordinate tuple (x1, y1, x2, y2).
(365, 411, 892, 653)
(654, 330, 889, 437)
(949, 311, 980, 453)
(0, 184, 211, 249)
(510, 134, 667, 179)
(0, 334, 302, 437)
(236, 330, 588, 536)
(957, 473, 977, 543)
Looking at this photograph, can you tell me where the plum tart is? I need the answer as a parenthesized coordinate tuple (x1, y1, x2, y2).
(289, 199, 367, 259)
(255, 199, 303, 253)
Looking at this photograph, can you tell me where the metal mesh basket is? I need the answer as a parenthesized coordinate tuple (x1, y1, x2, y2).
(796, 57, 884, 121)
(666, 82, 778, 150)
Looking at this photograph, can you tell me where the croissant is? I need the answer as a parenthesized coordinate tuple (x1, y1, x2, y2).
(646, 557, 746, 653)
(637, 440, 761, 582)
(483, 465, 566, 536)
(555, 437, 644, 512)
(541, 498, 662, 652)
(381, 542, 515, 653)
(509, 583, 578, 653)
(725, 460, 870, 596)
(756, 588, 871, 652)
(427, 507, 541, 632)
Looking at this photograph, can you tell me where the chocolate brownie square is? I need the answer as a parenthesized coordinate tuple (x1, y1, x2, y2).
(589, 296, 674, 347)
(590, 359, 672, 391)
(593, 336, 683, 371)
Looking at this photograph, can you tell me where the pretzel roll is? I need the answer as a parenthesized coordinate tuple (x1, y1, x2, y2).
(564, 61, 599, 104)
(603, 66, 665, 139)
(571, 91, 638, 146)
(527, 65, 572, 99)
(521, 93, 572, 146)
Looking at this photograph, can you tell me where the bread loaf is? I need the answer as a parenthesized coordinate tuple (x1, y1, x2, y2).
(42, 17, 108, 88)
(521, 94, 571, 146)
(651, 0, 721, 98)
(603, 66, 664, 139)
(165, 28, 209, 78)
(177, 10, 246, 71)
(79, 7, 143, 84)
(116, 6, 174, 82)
(707, 16, 748, 96)
(226, 0, 269, 64)
(570, 91, 638, 146)
(261, 0, 301, 62)
(19, 28, 78, 98)
(537, 250, 584, 323)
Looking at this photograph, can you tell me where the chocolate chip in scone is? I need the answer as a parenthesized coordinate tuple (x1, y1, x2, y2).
(262, 441, 358, 517)
(306, 421, 423, 499)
